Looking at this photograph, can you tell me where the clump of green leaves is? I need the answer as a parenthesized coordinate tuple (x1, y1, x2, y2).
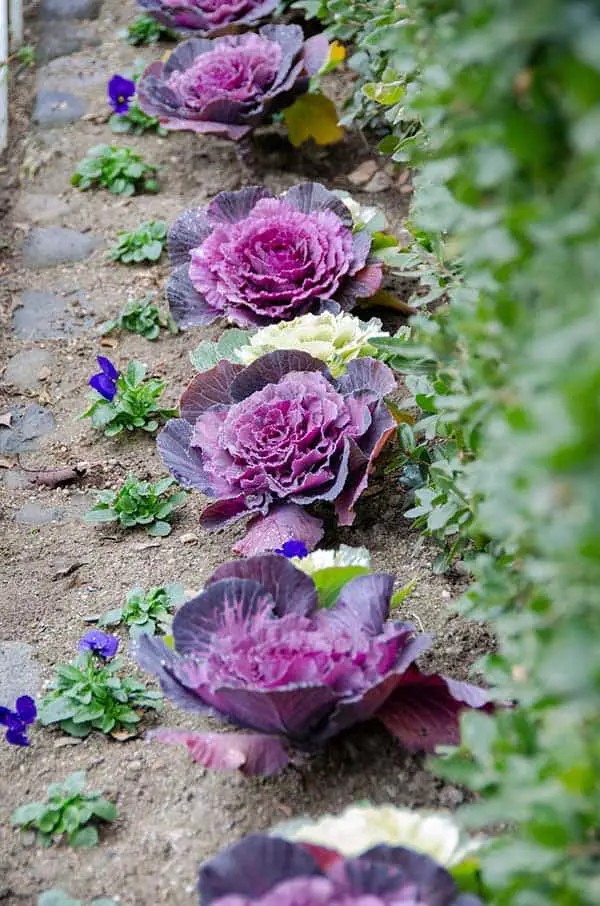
(109, 220, 167, 264)
(11, 772, 117, 848)
(71, 145, 159, 196)
(125, 14, 175, 45)
(84, 475, 186, 537)
(110, 102, 166, 137)
(97, 584, 185, 638)
(38, 647, 162, 738)
(81, 360, 176, 437)
(101, 295, 177, 341)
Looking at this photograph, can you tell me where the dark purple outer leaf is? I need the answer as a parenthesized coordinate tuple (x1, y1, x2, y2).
(157, 419, 213, 491)
(282, 181, 354, 229)
(200, 495, 262, 528)
(180, 360, 242, 421)
(149, 728, 290, 776)
(167, 264, 219, 328)
(335, 357, 397, 397)
(324, 573, 394, 636)
(132, 634, 211, 713)
(232, 504, 324, 556)
(207, 553, 319, 617)
(168, 207, 213, 267)
(355, 846, 458, 906)
(198, 835, 322, 906)
(206, 185, 273, 225)
(229, 349, 330, 401)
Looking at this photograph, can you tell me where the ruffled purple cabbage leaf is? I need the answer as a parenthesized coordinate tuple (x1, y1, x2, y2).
(137, 0, 279, 37)
(157, 351, 396, 553)
(132, 553, 493, 776)
(137, 25, 328, 139)
(167, 182, 383, 328)
(196, 834, 484, 906)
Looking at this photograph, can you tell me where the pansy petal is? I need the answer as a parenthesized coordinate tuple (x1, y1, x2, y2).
(376, 669, 494, 752)
(208, 551, 318, 617)
(148, 730, 290, 778)
(15, 696, 37, 724)
(6, 727, 29, 746)
(198, 834, 321, 906)
(96, 355, 119, 380)
(89, 373, 117, 401)
(232, 505, 324, 558)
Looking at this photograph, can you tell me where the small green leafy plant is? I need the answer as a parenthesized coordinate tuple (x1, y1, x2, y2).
(71, 145, 159, 196)
(38, 647, 162, 738)
(11, 772, 117, 848)
(84, 475, 187, 537)
(81, 360, 176, 437)
(125, 14, 175, 45)
(109, 221, 167, 264)
(110, 102, 166, 137)
(97, 583, 186, 637)
(101, 295, 177, 341)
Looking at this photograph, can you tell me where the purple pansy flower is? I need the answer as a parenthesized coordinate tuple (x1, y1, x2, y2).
(108, 74, 136, 114)
(275, 540, 308, 558)
(0, 695, 37, 747)
(157, 351, 396, 553)
(79, 630, 120, 660)
(137, 0, 279, 37)
(167, 183, 382, 328)
(89, 356, 119, 401)
(196, 835, 484, 906)
(133, 553, 493, 776)
(137, 26, 328, 140)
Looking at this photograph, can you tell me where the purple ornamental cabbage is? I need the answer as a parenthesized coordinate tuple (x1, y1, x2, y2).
(157, 351, 396, 553)
(137, 25, 327, 140)
(133, 554, 492, 776)
(196, 835, 484, 906)
(167, 182, 383, 328)
(137, 0, 279, 37)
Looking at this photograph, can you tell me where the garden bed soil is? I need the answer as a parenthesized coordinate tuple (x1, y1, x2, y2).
(0, 4, 492, 903)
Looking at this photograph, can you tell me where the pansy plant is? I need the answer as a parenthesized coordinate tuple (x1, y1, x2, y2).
(81, 357, 177, 436)
(101, 295, 177, 341)
(71, 145, 159, 196)
(94, 583, 186, 638)
(157, 350, 396, 554)
(133, 552, 493, 775)
(107, 73, 166, 136)
(84, 474, 187, 537)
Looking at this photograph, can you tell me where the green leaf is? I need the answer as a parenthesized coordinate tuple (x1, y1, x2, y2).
(69, 825, 99, 848)
(148, 520, 172, 537)
(12, 802, 46, 826)
(90, 799, 118, 822)
(283, 91, 343, 147)
(311, 566, 372, 608)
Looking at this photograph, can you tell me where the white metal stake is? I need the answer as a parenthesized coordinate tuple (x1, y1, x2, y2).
(0, 0, 8, 152)
(9, 0, 23, 48)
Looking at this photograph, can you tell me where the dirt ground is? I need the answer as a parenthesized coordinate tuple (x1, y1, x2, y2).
(0, 4, 492, 903)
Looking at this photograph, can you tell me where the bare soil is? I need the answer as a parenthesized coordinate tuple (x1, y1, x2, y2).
(0, 5, 491, 904)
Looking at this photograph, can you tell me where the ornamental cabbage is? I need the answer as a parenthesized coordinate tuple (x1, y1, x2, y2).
(196, 836, 483, 906)
(137, 26, 327, 140)
(167, 182, 383, 328)
(133, 553, 492, 776)
(137, 0, 278, 37)
(237, 311, 388, 376)
(157, 351, 396, 553)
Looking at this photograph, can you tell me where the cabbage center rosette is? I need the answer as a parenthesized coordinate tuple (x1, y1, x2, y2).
(133, 554, 492, 776)
(137, 25, 327, 140)
(136, 0, 278, 37)
(157, 351, 396, 554)
(196, 835, 484, 906)
(167, 182, 382, 329)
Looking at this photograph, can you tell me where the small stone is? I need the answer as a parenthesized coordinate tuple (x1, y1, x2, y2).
(13, 290, 75, 340)
(181, 532, 199, 544)
(54, 737, 84, 747)
(37, 23, 100, 65)
(0, 642, 40, 708)
(21, 832, 37, 847)
(347, 160, 378, 186)
(15, 504, 66, 525)
(0, 405, 56, 454)
(5, 349, 54, 391)
(364, 170, 393, 193)
(13, 193, 75, 225)
(41, 0, 102, 19)
(23, 227, 100, 269)
(33, 90, 86, 129)
(1, 469, 31, 490)
(36, 56, 108, 94)
(126, 760, 143, 776)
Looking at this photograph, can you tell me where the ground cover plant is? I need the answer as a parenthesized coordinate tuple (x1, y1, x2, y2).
(167, 182, 383, 328)
(82, 357, 176, 436)
(94, 583, 185, 637)
(109, 220, 168, 264)
(71, 145, 159, 195)
(11, 772, 117, 848)
(84, 474, 187, 536)
(101, 295, 177, 340)
(124, 13, 176, 43)
(157, 351, 397, 552)
(133, 551, 491, 774)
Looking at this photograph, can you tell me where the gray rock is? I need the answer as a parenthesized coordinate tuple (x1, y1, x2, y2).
(33, 90, 86, 129)
(0, 642, 40, 708)
(1, 469, 31, 490)
(41, 0, 102, 19)
(13, 193, 77, 225)
(0, 405, 56, 454)
(15, 503, 66, 525)
(36, 57, 109, 95)
(12, 290, 75, 340)
(5, 349, 53, 391)
(37, 23, 100, 65)
(23, 227, 100, 269)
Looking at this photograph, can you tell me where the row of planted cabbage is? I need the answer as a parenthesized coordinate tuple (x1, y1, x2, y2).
(4, 1, 495, 904)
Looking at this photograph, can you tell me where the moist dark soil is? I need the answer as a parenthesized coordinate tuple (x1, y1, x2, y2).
(0, 4, 491, 904)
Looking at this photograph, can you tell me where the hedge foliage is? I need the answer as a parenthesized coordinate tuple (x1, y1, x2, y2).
(317, 1, 600, 903)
